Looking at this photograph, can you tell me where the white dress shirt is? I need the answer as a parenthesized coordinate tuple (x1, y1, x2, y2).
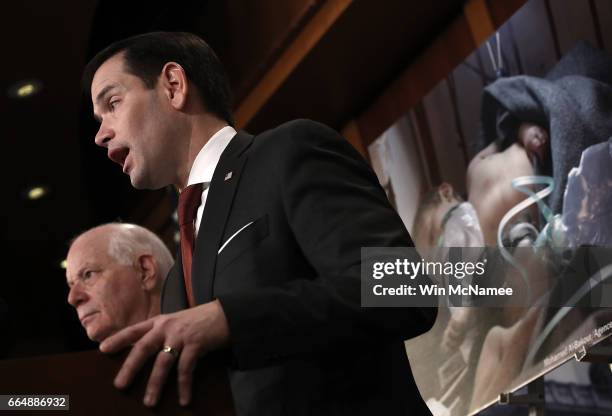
(185, 125, 237, 235)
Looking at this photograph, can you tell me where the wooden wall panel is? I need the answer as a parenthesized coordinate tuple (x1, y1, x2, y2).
(358, 15, 475, 147)
(496, 19, 523, 75)
(548, 0, 598, 54)
(246, 0, 464, 136)
(234, 0, 351, 128)
(199, 0, 323, 103)
(594, 0, 612, 53)
(465, 0, 495, 45)
(450, 51, 485, 159)
(356, 0, 531, 148)
(422, 80, 468, 195)
(507, 0, 558, 77)
(486, 0, 529, 26)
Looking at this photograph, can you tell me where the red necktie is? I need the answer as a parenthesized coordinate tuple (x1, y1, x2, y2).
(178, 182, 204, 307)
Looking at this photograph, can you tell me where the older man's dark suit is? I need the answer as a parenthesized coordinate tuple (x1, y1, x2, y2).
(162, 119, 435, 416)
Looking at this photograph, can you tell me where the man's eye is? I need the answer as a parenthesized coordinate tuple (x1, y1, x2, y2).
(83, 270, 95, 279)
(109, 100, 120, 111)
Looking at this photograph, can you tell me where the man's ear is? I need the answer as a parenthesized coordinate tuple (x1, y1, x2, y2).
(136, 254, 159, 291)
(160, 62, 188, 110)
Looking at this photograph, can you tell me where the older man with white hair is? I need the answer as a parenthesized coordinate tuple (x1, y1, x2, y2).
(66, 223, 173, 342)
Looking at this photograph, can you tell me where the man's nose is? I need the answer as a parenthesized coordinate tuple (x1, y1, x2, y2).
(94, 122, 114, 147)
(67, 283, 88, 308)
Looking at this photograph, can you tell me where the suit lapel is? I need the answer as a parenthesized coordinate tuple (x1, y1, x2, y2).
(192, 130, 253, 303)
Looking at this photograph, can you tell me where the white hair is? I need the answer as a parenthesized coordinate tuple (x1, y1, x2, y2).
(71, 223, 174, 289)
(106, 224, 174, 285)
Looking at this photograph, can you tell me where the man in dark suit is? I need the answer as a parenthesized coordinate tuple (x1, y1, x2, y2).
(83, 31, 436, 415)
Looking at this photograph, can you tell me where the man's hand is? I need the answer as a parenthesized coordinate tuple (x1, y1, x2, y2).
(99, 299, 230, 407)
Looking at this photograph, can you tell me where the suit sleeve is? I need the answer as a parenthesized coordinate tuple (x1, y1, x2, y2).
(217, 120, 437, 370)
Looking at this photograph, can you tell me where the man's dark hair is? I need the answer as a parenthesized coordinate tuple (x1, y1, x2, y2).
(83, 31, 234, 126)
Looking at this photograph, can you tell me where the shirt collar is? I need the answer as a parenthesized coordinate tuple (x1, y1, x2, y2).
(186, 125, 237, 187)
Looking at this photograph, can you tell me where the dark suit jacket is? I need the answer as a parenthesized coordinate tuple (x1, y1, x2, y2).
(162, 120, 436, 416)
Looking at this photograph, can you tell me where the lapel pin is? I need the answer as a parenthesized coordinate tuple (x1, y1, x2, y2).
(224, 171, 233, 181)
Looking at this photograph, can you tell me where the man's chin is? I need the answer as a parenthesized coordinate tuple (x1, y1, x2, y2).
(86, 326, 112, 343)
(129, 172, 165, 190)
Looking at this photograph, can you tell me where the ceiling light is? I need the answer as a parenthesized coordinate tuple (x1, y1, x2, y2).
(60, 260, 67, 269)
(7, 79, 42, 99)
(25, 186, 48, 200)
(17, 84, 34, 97)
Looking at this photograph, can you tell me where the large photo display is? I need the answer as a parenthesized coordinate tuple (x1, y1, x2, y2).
(368, 0, 612, 414)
